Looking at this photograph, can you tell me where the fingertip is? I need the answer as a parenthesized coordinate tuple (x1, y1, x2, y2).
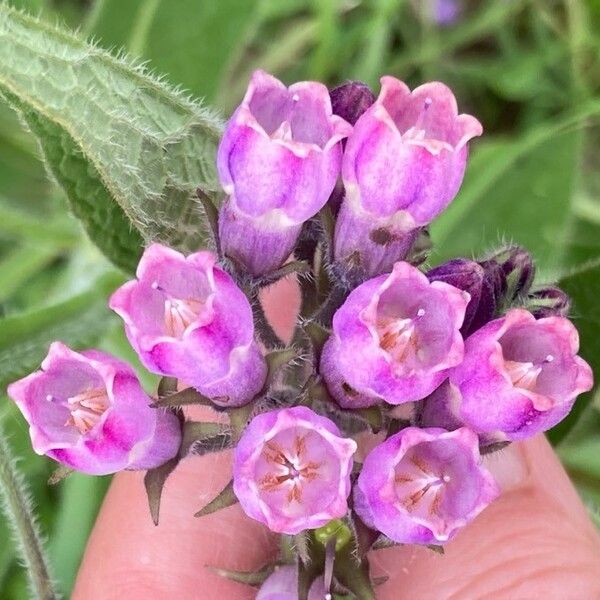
(73, 450, 277, 600)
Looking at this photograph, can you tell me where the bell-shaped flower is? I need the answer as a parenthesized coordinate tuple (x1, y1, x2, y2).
(449, 309, 593, 440)
(354, 427, 499, 544)
(233, 406, 357, 535)
(217, 70, 352, 275)
(321, 261, 469, 408)
(109, 244, 266, 406)
(334, 76, 482, 278)
(7, 343, 181, 476)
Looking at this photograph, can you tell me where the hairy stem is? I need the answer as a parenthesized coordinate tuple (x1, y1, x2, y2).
(250, 289, 285, 349)
(0, 425, 58, 600)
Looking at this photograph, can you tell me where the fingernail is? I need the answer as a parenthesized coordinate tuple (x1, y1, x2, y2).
(483, 442, 529, 491)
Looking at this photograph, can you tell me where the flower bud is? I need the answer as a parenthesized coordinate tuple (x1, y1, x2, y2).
(321, 261, 469, 408)
(528, 286, 571, 318)
(333, 76, 482, 278)
(330, 80, 375, 126)
(217, 70, 352, 275)
(427, 258, 499, 337)
(233, 406, 357, 535)
(485, 245, 535, 302)
(110, 244, 266, 407)
(7, 343, 181, 476)
(354, 427, 499, 544)
(450, 309, 593, 440)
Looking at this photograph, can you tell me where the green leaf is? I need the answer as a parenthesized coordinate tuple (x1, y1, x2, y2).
(432, 128, 582, 272)
(90, 0, 256, 103)
(431, 103, 600, 272)
(49, 474, 110, 597)
(0, 273, 120, 390)
(0, 5, 222, 272)
(548, 259, 600, 444)
(0, 244, 61, 303)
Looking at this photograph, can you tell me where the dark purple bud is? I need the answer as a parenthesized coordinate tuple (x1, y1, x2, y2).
(528, 286, 571, 318)
(427, 258, 498, 337)
(486, 245, 535, 301)
(330, 81, 375, 126)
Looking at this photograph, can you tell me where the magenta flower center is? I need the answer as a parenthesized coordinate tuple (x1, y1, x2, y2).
(54, 387, 110, 434)
(259, 434, 322, 504)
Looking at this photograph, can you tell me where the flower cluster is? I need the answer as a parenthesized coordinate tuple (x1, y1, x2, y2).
(6, 71, 593, 598)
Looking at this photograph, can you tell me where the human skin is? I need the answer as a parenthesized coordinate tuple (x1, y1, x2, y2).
(73, 277, 600, 600)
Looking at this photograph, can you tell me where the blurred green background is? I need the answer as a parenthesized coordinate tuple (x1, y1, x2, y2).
(0, 0, 599, 596)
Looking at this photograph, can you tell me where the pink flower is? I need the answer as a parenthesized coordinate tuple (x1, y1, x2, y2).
(321, 261, 469, 407)
(217, 70, 352, 275)
(109, 244, 266, 407)
(354, 427, 499, 544)
(334, 76, 482, 278)
(233, 406, 357, 535)
(449, 309, 593, 440)
(7, 343, 181, 476)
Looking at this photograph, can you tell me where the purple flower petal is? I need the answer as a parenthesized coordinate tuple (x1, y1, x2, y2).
(322, 262, 469, 407)
(354, 427, 499, 544)
(450, 309, 593, 440)
(110, 244, 266, 406)
(217, 70, 352, 276)
(334, 76, 481, 278)
(7, 343, 181, 475)
(233, 406, 357, 535)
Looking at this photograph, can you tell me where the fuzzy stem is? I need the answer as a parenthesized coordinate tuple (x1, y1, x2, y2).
(0, 425, 58, 600)
(250, 288, 285, 349)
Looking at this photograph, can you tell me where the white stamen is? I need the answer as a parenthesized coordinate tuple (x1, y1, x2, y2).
(151, 280, 160, 290)
(292, 93, 300, 102)
(46, 394, 53, 402)
(424, 97, 433, 109)
(545, 354, 554, 363)
(417, 308, 426, 318)
(442, 474, 451, 483)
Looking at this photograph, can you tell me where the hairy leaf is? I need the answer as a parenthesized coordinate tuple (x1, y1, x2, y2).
(548, 259, 600, 444)
(0, 6, 222, 272)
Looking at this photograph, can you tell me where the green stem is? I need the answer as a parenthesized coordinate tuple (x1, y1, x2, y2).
(0, 426, 57, 600)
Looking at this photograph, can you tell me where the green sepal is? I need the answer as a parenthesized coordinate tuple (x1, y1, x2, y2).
(180, 422, 232, 457)
(301, 319, 330, 361)
(196, 186, 222, 254)
(151, 387, 216, 409)
(208, 563, 276, 587)
(47, 465, 73, 486)
(333, 545, 376, 600)
(194, 478, 237, 517)
(144, 456, 179, 526)
(256, 260, 311, 289)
